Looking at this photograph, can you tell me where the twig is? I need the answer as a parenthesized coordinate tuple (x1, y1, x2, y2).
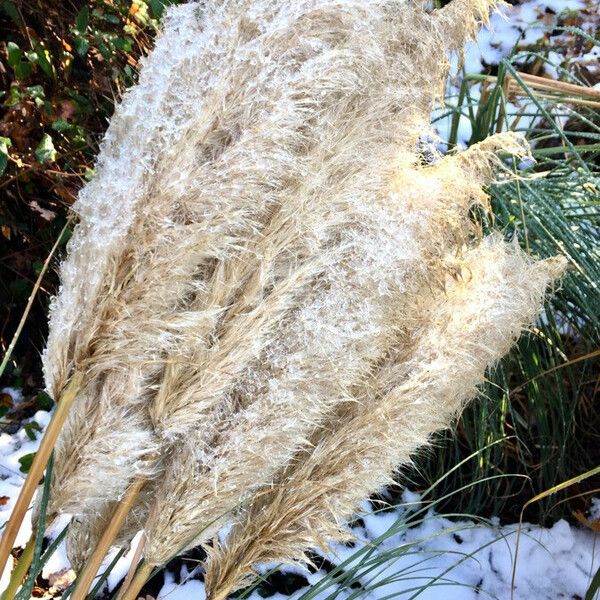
(485, 72, 600, 108)
(117, 560, 153, 600)
(517, 72, 600, 100)
(118, 532, 146, 600)
(0, 216, 73, 380)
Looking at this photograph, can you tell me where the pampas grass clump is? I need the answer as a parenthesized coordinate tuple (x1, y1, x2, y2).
(8, 0, 565, 598)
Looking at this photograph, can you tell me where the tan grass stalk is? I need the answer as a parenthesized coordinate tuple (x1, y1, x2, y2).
(516, 72, 600, 100)
(0, 536, 35, 600)
(69, 477, 146, 600)
(117, 533, 146, 600)
(0, 371, 82, 578)
(485, 73, 600, 108)
(203, 237, 566, 599)
(117, 561, 153, 600)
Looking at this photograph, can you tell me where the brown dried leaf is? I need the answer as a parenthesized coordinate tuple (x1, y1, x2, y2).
(573, 510, 600, 533)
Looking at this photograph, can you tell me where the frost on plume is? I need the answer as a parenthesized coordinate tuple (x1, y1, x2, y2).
(38, 0, 565, 595)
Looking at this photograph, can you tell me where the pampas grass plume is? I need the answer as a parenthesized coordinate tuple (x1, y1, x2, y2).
(203, 238, 565, 599)
(26, 0, 567, 596)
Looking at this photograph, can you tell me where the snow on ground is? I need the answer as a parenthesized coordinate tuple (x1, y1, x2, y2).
(156, 491, 600, 600)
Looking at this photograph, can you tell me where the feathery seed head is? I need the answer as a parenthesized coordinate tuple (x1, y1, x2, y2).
(40, 0, 565, 584)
